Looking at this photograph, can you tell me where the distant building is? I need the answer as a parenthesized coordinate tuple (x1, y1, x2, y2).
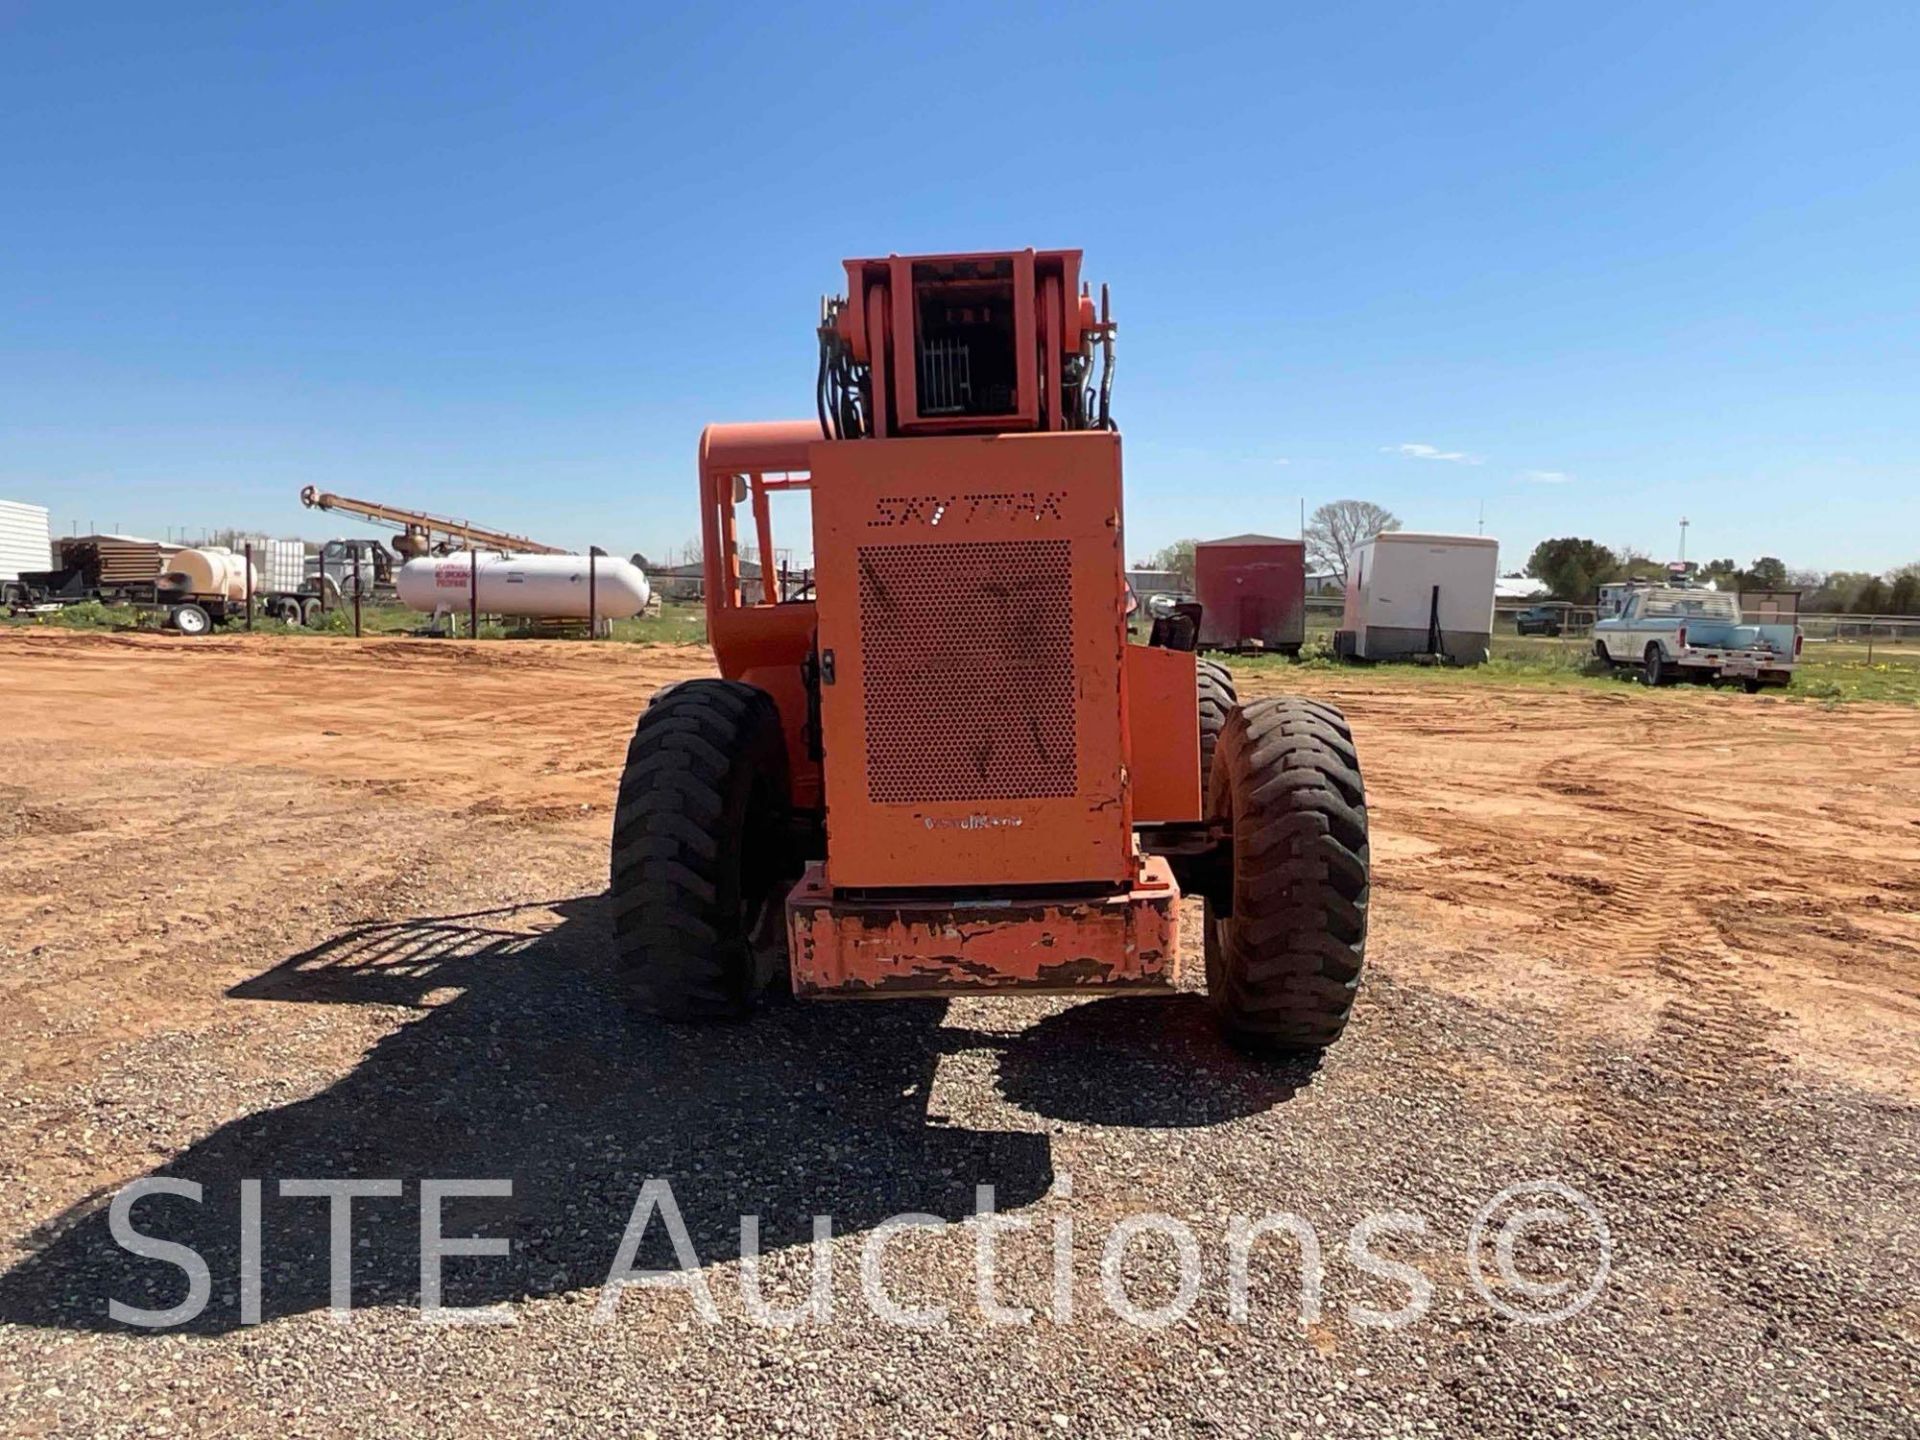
(650, 557, 761, 602)
(1495, 575, 1550, 601)
(1125, 568, 1186, 599)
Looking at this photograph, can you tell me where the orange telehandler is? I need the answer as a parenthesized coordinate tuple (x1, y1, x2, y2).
(610, 250, 1368, 1050)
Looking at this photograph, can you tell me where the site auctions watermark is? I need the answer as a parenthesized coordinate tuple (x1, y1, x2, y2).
(103, 1173, 1611, 1330)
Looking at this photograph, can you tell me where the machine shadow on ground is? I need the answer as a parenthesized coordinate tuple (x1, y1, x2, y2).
(992, 995, 1317, 1127)
(0, 895, 1305, 1335)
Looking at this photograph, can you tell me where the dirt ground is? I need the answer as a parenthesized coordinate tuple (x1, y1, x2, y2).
(1, 630, 1915, 1438)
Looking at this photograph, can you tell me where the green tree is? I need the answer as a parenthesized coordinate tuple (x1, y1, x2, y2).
(1525, 537, 1620, 601)
(1734, 556, 1789, 591)
(1889, 564, 1920, 615)
(1807, 571, 1870, 612)
(1697, 557, 1739, 585)
(1853, 577, 1888, 614)
(1139, 538, 1200, 585)
(1616, 548, 1669, 582)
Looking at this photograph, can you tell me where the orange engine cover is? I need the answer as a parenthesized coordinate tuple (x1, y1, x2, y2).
(810, 431, 1131, 889)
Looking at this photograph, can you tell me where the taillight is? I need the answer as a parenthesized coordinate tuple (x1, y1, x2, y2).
(1794, 629, 1803, 657)
(1677, 625, 1688, 650)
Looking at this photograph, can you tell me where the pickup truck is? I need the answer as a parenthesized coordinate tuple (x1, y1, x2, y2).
(1592, 586, 1800, 691)
(1515, 602, 1570, 636)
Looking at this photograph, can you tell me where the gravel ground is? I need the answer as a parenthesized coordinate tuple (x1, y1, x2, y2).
(1, 633, 1915, 1437)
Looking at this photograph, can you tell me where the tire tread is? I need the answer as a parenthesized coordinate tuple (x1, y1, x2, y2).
(1206, 696, 1369, 1050)
(609, 679, 787, 1019)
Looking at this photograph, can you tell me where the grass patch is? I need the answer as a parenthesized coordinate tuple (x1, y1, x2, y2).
(2, 600, 160, 631)
(608, 604, 708, 645)
(3, 598, 711, 644)
(280, 600, 712, 644)
(1788, 659, 1920, 706)
(13, 595, 1913, 706)
(1220, 638, 1920, 707)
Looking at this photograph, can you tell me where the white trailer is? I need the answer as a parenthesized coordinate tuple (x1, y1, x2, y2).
(1336, 532, 1500, 664)
(0, 499, 52, 597)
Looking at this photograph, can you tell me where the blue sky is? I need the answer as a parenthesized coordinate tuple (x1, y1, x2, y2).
(3, 1, 1916, 574)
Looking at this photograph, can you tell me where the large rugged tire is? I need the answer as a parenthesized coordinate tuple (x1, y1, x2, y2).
(1642, 644, 1671, 687)
(609, 679, 792, 1020)
(1196, 658, 1237, 795)
(1204, 697, 1368, 1051)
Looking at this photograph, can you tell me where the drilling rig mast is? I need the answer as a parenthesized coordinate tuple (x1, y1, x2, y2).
(298, 486, 568, 557)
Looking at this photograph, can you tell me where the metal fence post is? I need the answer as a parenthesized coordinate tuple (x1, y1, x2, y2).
(353, 548, 363, 638)
(589, 548, 598, 639)
(469, 547, 479, 639)
(244, 541, 254, 631)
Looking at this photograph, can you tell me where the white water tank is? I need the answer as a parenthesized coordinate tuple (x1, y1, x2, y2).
(263, 538, 305, 593)
(159, 547, 259, 603)
(395, 552, 652, 620)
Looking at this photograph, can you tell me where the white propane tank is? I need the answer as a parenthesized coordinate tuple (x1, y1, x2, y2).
(395, 552, 652, 620)
(159, 547, 258, 603)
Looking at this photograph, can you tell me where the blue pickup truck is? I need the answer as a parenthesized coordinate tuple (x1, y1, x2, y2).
(1592, 586, 1800, 691)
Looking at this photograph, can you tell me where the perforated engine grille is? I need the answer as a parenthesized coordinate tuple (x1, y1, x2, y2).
(858, 539, 1077, 804)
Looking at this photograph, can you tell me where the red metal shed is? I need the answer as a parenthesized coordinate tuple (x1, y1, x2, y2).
(1195, 534, 1306, 653)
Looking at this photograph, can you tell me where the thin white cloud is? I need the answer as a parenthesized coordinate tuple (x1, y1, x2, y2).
(1517, 469, 1573, 484)
(1383, 442, 1482, 465)
(1272, 457, 1291, 466)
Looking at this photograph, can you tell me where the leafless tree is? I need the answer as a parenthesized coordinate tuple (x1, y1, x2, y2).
(1305, 500, 1401, 585)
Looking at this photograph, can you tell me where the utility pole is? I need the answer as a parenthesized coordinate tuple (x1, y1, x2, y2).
(1679, 516, 1690, 563)
(1477, 499, 1485, 536)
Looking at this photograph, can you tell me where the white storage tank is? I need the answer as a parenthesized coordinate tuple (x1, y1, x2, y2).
(264, 539, 306, 594)
(396, 552, 651, 620)
(0, 499, 51, 583)
(1336, 532, 1499, 664)
(159, 546, 260, 603)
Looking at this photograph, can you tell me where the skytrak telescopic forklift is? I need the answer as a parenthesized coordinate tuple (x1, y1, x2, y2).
(611, 250, 1368, 1050)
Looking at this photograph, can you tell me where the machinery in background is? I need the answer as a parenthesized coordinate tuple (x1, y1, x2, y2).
(299, 486, 568, 559)
(299, 485, 652, 628)
(607, 247, 1370, 1055)
(307, 538, 397, 608)
(153, 547, 260, 634)
(156, 541, 406, 633)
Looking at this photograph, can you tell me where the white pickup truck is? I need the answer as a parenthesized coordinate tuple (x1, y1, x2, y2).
(1592, 586, 1800, 692)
